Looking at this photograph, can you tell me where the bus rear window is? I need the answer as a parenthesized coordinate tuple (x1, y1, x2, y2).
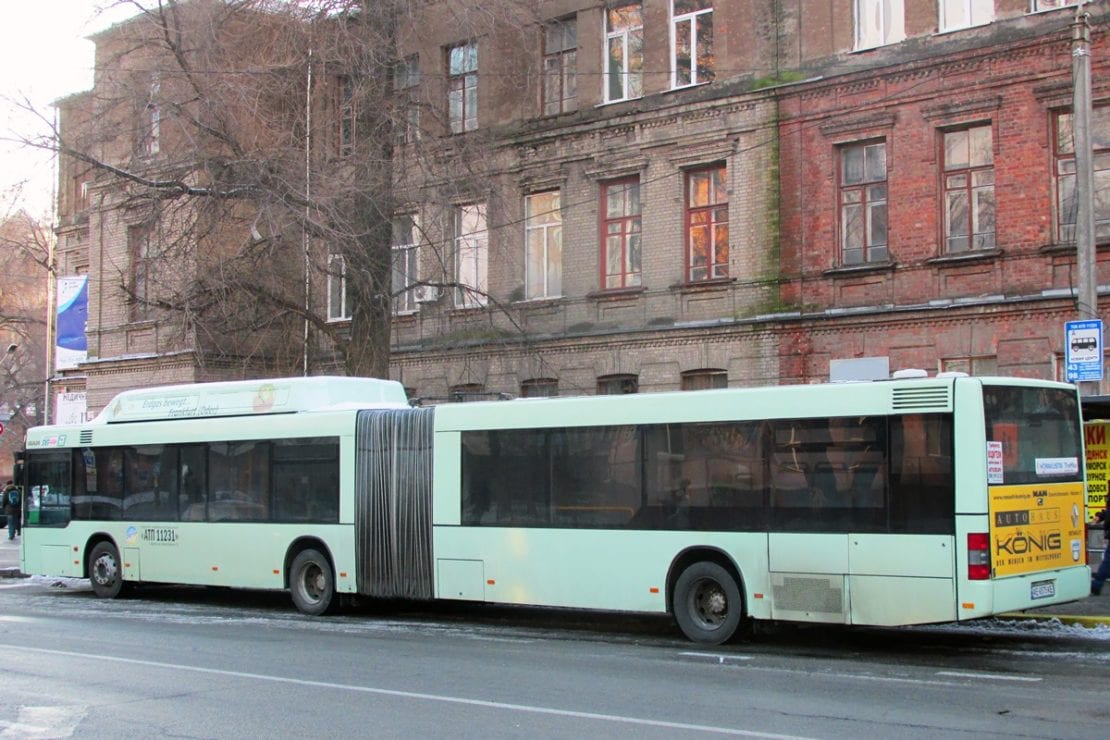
(984, 386, 1082, 486)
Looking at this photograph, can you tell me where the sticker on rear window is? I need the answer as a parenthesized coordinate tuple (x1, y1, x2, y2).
(1035, 457, 1078, 476)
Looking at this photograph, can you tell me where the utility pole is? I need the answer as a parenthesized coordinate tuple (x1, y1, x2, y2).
(1072, 8, 1100, 397)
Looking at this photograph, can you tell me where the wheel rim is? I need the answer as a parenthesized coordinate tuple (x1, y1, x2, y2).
(93, 553, 118, 587)
(689, 577, 729, 631)
(298, 563, 324, 604)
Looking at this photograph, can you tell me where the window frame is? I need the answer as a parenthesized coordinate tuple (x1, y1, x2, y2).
(685, 164, 729, 282)
(392, 214, 420, 314)
(542, 17, 577, 116)
(1031, 1, 1081, 12)
(1053, 106, 1110, 245)
(521, 378, 559, 397)
(393, 54, 421, 145)
(604, 2, 644, 104)
(597, 374, 639, 395)
(854, 0, 905, 51)
(447, 41, 478, 134)
(670, 1, 714, 89)
(838, 141, 889, 266)
(941, 124, 996, 254)
(938, 0, 993, 31)
(680, 369, 727, 390)
(326, 253, 350, 322)
(128, 223, 154, 322)
(337, 75, 356, 157)
(600, 176, 643, 290)
(940, 356, 998, 376)
(525, 191, 563, 300)
(455, 203, 488, 308)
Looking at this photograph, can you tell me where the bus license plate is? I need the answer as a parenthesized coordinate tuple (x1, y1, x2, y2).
(1030, 580, 1055, 600)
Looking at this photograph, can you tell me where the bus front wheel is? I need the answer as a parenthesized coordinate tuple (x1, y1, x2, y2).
(673, 561, 743, 645)
(89, 541, 125, 599)
(289, 548, 334, 616)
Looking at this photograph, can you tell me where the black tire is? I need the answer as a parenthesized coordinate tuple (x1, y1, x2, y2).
(89, 541, 125, 599)
(289, 548, 334, 616)
(673, 561, 744, 645)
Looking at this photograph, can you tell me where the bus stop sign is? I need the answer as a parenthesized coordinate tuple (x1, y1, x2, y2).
(1065, 319, 1104, 383)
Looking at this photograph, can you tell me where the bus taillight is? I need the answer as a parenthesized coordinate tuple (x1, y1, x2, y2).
(968, 532, 991, 580)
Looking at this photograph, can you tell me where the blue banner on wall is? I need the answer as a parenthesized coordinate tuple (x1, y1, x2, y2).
(55, 275, 88, 371)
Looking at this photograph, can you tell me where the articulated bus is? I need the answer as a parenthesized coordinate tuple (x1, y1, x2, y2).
(16, 374, 1089, 644)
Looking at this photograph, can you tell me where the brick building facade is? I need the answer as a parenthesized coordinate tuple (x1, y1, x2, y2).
(52, 1, 1110, 416)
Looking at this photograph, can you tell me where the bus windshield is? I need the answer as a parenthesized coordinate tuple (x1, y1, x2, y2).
(984, 386, 1082, 485)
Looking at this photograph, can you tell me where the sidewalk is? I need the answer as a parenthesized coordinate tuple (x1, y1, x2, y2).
(0, 535, 25, 578)
(1, 536, 1108, 625)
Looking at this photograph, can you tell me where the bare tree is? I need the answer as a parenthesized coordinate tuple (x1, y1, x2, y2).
(0, 203, 49, 471)
(40, 0, 542, 380)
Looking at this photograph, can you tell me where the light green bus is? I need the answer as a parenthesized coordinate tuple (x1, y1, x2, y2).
(17, 373, 1091, 644)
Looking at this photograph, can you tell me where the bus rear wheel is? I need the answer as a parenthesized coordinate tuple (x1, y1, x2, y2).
(673, 561, 744, 645)
(89, 541, 126, 599)
(289, 548, 334, 616)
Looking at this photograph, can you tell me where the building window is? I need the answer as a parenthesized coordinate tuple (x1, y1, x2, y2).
(605, 2, 643, 103)
(393, 55, 420, 144)
(1054, 107, 1110, 244)
(337, 75, 355, 157)
(392, 215, 419, 313)
(686, 165, 728, 281)
(327, 253, 349, 321)
(456, 204, 488, 308)
(525, 191, 562, 299)
(543, 18, 577, 115)
(141, 74, 160, 157)
(72, 172, 90, 212)
(839, 142, 888, 265)
(939, 0, 993, 31)
(942, 125, 995, 253)
(1032, 1, 1081, 11)
(128, 224, 154, 321)
(597, 374, 638, 395)
(941, 356, 997, 376)
(854, 0, 905, 50)
(671, 1, 714, 88)
(681, 369, 727, 390)
(447, 41, 478, 133)
(521, 378, 558, 397)
(450, 383, 485, 402)
(601, 177, 642, 289)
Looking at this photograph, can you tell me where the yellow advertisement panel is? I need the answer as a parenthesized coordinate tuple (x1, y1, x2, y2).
(1084, 421, 1108, 522)
(988, 481, 1085, 577)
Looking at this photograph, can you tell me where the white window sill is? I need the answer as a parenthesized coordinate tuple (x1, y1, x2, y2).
(933, 21, 993, 37)
(596, 95, 644, 108)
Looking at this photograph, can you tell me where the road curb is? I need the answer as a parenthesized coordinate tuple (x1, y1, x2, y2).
(0, 567, 27, 580)
(998, 611, 1110, 628)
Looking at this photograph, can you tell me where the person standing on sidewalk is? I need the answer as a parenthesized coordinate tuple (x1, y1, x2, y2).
(1093, 506, 1110, 596)
(3, 481, 20, 540)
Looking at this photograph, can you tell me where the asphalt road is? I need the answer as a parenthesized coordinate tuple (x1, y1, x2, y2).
(1, 578, 1107, 739)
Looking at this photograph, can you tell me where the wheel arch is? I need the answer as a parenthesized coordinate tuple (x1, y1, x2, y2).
(283, 537, 334, 589)
(666, 546, 746, 616)
(83, 532, 120, 578)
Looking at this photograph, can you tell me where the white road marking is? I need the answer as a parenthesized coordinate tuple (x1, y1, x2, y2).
(679, 651, 754, 664)
(935, 671, 1042, 683)
(1, 644, 812, 739)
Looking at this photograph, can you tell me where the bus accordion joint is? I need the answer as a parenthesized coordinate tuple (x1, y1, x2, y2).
(967, 532, 991, 580)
